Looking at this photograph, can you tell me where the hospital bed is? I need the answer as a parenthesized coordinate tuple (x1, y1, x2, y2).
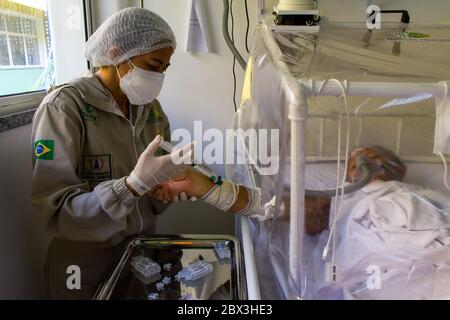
(228, 22, 450, 300)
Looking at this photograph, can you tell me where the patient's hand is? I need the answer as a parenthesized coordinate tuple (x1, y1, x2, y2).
(152, 169, 214, 203)
(305, 196, 331, 235)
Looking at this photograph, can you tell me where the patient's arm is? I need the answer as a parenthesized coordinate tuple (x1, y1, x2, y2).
(280, 196, 331, 235)
(305, 196, 331, 235)
(153, 170, 331, 229)
(152, 170, 250, 214)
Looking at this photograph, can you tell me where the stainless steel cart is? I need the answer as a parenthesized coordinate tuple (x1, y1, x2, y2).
(93, 235, 247, 300)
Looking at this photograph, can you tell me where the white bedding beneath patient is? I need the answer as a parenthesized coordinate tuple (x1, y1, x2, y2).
(251, 178, 450, 300)
(314, 180, 450, 299)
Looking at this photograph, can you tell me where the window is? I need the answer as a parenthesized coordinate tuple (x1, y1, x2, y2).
(0, 0, 88, 99)
(0, 13, 43, 67)
(0, 0, 51, 97)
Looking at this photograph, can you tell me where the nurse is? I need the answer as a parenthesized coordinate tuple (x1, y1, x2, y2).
(31, 8, 192, 299)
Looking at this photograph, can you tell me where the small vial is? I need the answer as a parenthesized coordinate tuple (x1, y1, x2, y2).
(175, 271, 183, 282)
(131, 256, 161, 279)
(156, 282, 165, 291)
(162, 276, 172, 286)
(214, 242, 231, 260)
(180, 261, 213, 281)
(163, 263, 172, 272)
(148, 293, 159, 300)
(179, 293, 193, 301)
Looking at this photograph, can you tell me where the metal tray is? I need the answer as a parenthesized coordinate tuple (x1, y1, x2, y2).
(93, 235, 247, 300)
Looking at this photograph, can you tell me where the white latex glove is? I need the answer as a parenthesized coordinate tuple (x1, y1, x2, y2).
(126, 135, 194, 196)
(172, 192, 198, 203)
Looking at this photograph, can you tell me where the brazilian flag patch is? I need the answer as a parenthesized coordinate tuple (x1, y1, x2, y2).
(34, 140, 55, 160)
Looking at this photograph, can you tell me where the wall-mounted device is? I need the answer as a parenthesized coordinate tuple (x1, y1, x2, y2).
(271, 0, 321, 33)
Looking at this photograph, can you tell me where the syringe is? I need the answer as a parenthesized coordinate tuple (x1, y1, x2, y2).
(160, 141, 215, 177)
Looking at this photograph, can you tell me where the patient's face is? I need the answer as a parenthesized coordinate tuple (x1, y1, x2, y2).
(346, 147, 406, 183)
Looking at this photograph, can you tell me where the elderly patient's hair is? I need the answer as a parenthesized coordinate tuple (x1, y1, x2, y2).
(368, 146, 407, 182)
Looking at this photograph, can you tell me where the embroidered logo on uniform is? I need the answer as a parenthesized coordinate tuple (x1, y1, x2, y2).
(34, 140, 54, 160)
(82, 155, 112, 188)
(81, 105, 100, 126)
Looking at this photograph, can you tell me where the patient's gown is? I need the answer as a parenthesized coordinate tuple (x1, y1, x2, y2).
(316, 180, 450, 299)
(253, 180, 450, 300)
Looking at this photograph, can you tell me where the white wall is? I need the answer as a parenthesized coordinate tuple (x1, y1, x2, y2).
(143, 0, 255, 178)
(0, 125, 50, 299)
(91, 0, 140, 30)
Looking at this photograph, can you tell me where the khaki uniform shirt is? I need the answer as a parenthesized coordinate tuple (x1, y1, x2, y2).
(31, 73, 170, 298)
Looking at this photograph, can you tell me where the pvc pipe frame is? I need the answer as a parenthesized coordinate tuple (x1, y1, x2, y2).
(241, 217, 262, 300)
(299, 80, 450, 98)
(287, 79, 449, 299)
(259, 23, 450, 299)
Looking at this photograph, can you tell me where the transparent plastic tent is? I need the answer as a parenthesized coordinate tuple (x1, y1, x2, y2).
(227, 22, 450, 300)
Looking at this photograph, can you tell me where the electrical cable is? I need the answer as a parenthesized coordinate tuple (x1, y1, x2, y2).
(244, 0, 250, 54)
(222, 0, 246, 70)
(439, 152, 450, 191)
(317, 80, 351, 263)
(230, 0, 237, 112)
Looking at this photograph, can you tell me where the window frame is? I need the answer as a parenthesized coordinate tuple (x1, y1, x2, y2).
(0, 9, 47, 69)
(0, 0, 93, 113)
(0, 90, 46, 114)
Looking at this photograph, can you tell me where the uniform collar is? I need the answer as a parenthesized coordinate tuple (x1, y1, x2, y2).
(65, 72, 119, 113)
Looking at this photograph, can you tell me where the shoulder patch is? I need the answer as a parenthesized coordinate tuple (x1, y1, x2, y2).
(34, 140, 55, 160)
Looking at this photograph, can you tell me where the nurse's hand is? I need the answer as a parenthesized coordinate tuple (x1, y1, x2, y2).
(126, 135, 194, 196)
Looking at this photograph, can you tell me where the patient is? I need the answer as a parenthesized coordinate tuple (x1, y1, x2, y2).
(302, 146, 407, 234)
(152, 145, 406, 235)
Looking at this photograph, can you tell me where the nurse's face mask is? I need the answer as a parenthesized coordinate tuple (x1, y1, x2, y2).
(116, 59, 165, 106)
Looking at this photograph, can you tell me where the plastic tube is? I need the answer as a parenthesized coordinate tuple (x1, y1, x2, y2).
(304, 158, 373, 197)
(438, 152, 450, 191)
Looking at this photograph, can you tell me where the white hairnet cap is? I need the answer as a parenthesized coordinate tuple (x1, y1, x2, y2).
(85, 7, 176, 67)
